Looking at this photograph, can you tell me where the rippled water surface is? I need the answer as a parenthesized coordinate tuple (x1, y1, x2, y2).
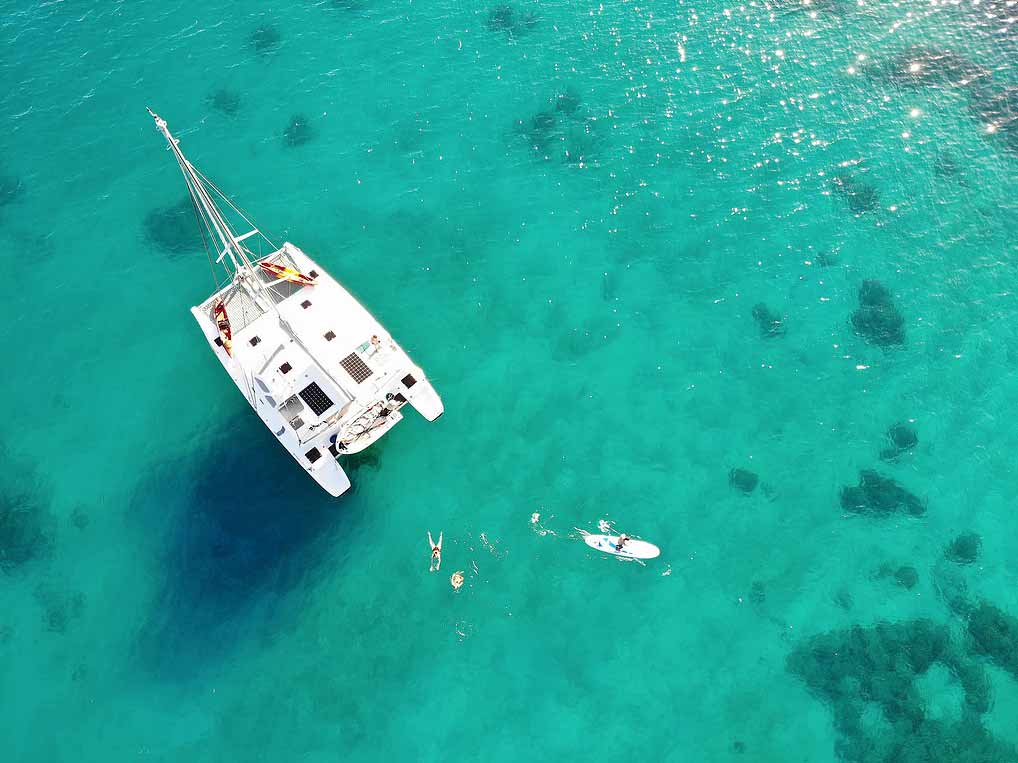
(2, 1, 1018, 760)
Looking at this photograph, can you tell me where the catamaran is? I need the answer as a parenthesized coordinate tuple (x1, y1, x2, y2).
(148, 109, 443, 496)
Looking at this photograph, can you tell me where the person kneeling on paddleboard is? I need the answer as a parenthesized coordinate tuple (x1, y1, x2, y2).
(616, 534, 630, 552)
(428, 531, 443, 572)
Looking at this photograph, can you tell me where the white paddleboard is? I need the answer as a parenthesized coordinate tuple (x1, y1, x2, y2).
(584, 534, 660, 560)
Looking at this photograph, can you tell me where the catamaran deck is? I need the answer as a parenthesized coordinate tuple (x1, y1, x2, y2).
(200, 250, 305, 334)
(200, 245, 411, 402)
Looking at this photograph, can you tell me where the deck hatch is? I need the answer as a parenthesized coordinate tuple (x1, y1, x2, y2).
(279, 395, 303, 420)
(341, 353, 373, 384)
(298, 382, 335, 417)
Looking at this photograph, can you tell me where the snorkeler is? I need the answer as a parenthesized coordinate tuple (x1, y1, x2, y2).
(616, 534, 631, 552)
(428, 531, 443, 572)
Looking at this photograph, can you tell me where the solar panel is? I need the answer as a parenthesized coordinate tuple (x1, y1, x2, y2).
(341, 353, 373, 384)
(298, 381, 335, 417)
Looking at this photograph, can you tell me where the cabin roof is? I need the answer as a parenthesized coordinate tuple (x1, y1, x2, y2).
(198, 244, 396, 405)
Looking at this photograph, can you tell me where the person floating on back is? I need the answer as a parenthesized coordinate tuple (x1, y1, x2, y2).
(428, 531, 443, 572)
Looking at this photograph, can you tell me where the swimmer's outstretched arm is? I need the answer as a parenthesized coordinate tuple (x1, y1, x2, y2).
(428, 531, 436, 550)
(437, 532, 443, 550)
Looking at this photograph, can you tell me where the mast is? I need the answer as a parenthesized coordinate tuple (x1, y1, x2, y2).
(149, 108, 357, 401)
(147, 108, 270, 294)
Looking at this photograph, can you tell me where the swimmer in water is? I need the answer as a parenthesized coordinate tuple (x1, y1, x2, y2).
(616, 533, 631, 552)
(450, 571, 464, 590)
(428, 531, 443, 572)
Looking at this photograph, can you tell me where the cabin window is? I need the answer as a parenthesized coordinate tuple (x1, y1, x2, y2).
(249, 336, 261, 347)
(324, 330, 336, 341)
(402, 374, 417, 388)
(214, 337, 223, 347)
(301, 300, 311, 309)
(309, 270, 319, 278)
(279, 362, 292, 374)
(305, 447, 322, 464)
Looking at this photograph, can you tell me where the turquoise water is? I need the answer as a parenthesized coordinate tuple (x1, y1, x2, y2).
(3, 0, 1018, 759)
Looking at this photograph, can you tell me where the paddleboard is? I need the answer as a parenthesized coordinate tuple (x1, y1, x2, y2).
(584, 534, 660, 560)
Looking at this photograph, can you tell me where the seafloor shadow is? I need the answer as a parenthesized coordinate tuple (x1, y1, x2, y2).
(283, 113, 317, 148)
(514, 90, 605, 166)
(249, 24, 281, 57)
(787, 619, 1014, 761)
(0, 169, 24, 210)
(207, 88, 241, 117)
(867, 46, 988, 90)
(486, 4, 540, 40)
(0, 447, 54, 573)
(133, 415, 363, 677)
(967, 85, 1018, 155)
(143, 198, 204, 257)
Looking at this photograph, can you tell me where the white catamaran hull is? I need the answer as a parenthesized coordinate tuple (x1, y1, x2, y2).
(190, 245, 443, 497)
(149, 108, 442, 497)
(191, 304, 353, 497)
